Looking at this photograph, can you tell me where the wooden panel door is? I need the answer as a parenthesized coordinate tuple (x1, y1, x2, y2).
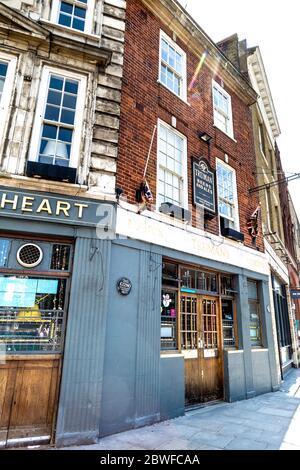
(182, 294, 223, 405)
(0, 357, 60, 447)
(0, 361, 18, 446)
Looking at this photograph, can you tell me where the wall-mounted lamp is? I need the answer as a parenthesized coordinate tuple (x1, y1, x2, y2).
(198, 131, 212, 159)
(198, 132, 212, 143)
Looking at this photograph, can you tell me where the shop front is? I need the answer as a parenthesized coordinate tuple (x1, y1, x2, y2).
(0, 237, 72, 447)
(161, 261, 237, 405)
(0, 185, 115, 448)
(272, 275, 293, 375)
(98, 206, 282, 436)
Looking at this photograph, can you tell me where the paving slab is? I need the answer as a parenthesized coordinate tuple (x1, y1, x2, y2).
(61, 369, 300, 451)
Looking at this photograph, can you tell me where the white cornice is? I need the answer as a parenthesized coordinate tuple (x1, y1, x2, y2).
(247, 47, 280, 138)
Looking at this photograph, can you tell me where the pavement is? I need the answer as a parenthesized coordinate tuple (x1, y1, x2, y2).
(64, 368, 300, 451)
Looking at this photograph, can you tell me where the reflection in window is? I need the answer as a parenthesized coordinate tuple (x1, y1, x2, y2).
(0, 239, 10, 267)
(0, 275, 67, 353)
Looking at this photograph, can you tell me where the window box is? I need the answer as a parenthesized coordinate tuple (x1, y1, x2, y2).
(159, 202, 191, 222)
(221, 226, 244, 242)
(26, 161, 77, 183)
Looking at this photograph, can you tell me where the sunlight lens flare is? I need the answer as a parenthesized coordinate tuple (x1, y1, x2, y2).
(188, 51, 207, 92)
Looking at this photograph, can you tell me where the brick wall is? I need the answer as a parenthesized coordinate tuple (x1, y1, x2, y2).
(117, 0, 263, 251)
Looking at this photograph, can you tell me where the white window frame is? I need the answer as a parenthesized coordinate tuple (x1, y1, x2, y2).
(156, 119, 188, 211)
(0, 52, 17, 153)
(50, 0, 95, 34)
(159, 30, 187, 102)
(216, 158, 240, 231)
(28, 66, 87, 169)
(212, 79, 234, 139)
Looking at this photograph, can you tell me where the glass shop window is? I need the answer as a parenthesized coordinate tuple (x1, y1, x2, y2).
(0, 275, 67, 354)
(180, 267, 217, 293)
(221, 275, 234, 296)
(196, 271, 217, 292)
(0, 239, 10, 267)
(162, 262, 178, 288)
(221, 299, 236, 348)
(180, 268, 196, 289)
(161, 289, 177, 350)
(248, 280, 262, 347)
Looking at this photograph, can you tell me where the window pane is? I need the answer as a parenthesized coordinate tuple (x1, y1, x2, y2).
(74, 6, 86, 18)
(60, 1, 73, 14)
(49, 75, 64, 90)
(59, 13, 72, 27)
(42, 124, 57, 139)
(72, 18, 85, 31)
(45, 105, 60, 121)
(0, 240, 10, 267)
(158, 125, 185, 207)
(62, 93, 77, 109)
(58, 127, 73, 143)
(248, 281, 258, 300)
(65, 80, 78, 94)
(60, 108, 75, 125)
(0, 60, 8, 101)
(47, 90, 62, 106)
(161, 290, 177, 350)
(160, 36, 183, 97)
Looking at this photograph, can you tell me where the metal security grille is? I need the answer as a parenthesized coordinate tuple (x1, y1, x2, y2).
(202, 299, 218, 349)
(0, 308, 65, 353)
(181, 296, 198, 350)
(17, 244, 43, 268)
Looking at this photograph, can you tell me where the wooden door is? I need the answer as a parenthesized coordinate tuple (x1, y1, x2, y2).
(0, 356, 60, 447)
(182, 294, 223, 405)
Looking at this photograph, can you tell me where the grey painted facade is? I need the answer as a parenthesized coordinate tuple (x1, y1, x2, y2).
(96, 238, 281, 438)
(0, 209, 282, 445)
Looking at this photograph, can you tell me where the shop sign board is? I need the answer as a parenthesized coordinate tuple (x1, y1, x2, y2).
(192, 158, 216, 215)
(290, 289, 300, 299)
(0, 186, 114, 228)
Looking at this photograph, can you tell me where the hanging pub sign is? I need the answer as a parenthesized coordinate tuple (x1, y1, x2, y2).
(290, 289, 300, 299)
(192, 158, 216, 215)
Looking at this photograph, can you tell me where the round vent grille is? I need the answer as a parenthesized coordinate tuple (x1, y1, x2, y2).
(17, 243, 43, 268)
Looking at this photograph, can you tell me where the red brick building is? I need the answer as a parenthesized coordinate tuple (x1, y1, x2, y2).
(117, 0, 263, 250)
